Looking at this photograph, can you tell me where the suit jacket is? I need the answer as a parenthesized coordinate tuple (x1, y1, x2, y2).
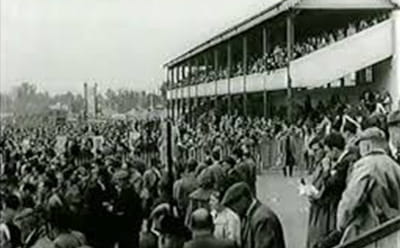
(83, 181, 116, 245)
(143, 168, 162, 197)
(242, 157, 257, 194)
(242, 201, 285, 248)
(84, 181, 115, 221)
(206, 163, 225, 191)
(184, 234, 236, 248)
(234, 159, 257, 194)
(173, 174, 198, 213)
(114, 186, 143, 233)
(320, 149, 359, 206)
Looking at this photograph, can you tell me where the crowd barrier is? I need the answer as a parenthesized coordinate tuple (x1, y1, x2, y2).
(135, 133, 307, 171)
(168, 134, 307, 171)
(138, 151, 159, 167)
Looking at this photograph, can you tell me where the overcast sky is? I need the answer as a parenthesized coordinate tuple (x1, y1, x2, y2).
(1, 0, 279, 94)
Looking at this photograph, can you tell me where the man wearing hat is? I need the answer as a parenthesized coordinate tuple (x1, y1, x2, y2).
(231, 147, 256, 195)
(221, 182, 285, 248)
(173, 159, 199, 215)
(337, 127, 400, 243)
(184, 208, 235, 248)
(387, 110, 400, 163)
(241, 146, 257, 195)
(159, 215, 191, 248)
(113, 169, 143, 248)
(83, 168, 115, 248)
(185, 169, 215, 227)
(143, 158, 164, 217)
(204, 148, 225, 191)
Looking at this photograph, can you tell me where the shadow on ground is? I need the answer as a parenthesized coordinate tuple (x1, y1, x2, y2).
(257, 169, 309, 248)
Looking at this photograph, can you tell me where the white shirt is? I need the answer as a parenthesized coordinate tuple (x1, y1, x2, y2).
(389, 141, 397, 159)
(0, 223, 11, 248)
(211, 207, 241, 247)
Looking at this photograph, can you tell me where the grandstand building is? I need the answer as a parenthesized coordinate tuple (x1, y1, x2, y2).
(164, 0, 400, 121)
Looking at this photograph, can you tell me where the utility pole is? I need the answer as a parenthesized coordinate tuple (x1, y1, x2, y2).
(286, 13, 294, 124)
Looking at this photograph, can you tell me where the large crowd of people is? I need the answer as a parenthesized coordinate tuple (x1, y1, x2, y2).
(2, 86, 400, 248)
(0, 110, 271, 248)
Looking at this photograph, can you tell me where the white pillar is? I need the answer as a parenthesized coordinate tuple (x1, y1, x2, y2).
(391, 9, 400, 110)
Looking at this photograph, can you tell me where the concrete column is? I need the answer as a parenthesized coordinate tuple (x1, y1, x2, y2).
(172, 90, 175, 121)
(177, 65, 183, 120)
(171, 68, 176, 120)
(204, 54, 211, 111)
(176, 97, 180, 122)
(214, 49, 219, 110)
(188, 61, 192, 124)
(180, 65, 185, 117)
(227, 42, 232, 115)
(262, 26, 268, 119)
(391, 9, 400, 110)
(243, 36, 248, 116)
(286, 13, 294, 123)
(166, 68, 171, 119)
(171, 98, 175, 121)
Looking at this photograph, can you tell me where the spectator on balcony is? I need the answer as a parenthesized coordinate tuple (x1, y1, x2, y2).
(358, 20, 369, 31)
(346, 23, 357, 36)
(336, 29, 346, 41)
(328, 33, 336, 44)
(235, 64, 243, 77)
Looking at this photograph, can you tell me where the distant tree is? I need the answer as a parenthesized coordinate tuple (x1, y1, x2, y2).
(2, 82, 165, 116)
(13, 82, 51, 114)
(0, 93, 13, 113)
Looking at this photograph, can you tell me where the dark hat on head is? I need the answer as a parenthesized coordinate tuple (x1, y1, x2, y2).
(222, 156, 236, 167)
(198, 169, 213, 189)
(355, 127, 386, 144)
(388, 110, 400, 126)
(221, 182, 252, 207)
(191, 208, 213, 231)
(159, 215, 190, 238)
(189, 187, 213, 202)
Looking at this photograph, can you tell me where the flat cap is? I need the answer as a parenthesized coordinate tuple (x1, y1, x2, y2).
(221, 182, 252, 207)
(356, 127, 386, 144)
(388, 110, 400, 126)
(191, 208, 213, 231)
(113, 169, 129, 181)
(189, 188, 213, 202)
(197, 169, 214, 189)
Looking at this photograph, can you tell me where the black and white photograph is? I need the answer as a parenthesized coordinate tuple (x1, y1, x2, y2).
(1, 0, 400, 248)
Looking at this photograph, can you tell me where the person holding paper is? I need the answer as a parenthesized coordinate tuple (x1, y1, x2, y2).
(306, 138, 330, 248)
